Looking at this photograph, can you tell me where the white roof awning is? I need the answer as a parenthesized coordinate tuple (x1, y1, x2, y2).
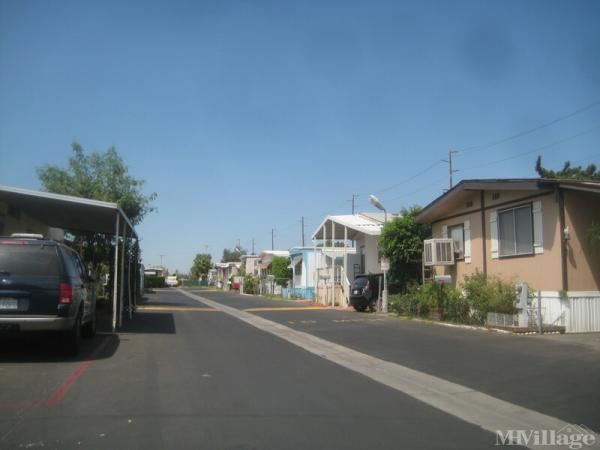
(312, 213, 390, 240)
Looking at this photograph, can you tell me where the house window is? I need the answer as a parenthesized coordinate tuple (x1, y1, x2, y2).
(449, 224, 464, 259)
(498, 204, 533, 257)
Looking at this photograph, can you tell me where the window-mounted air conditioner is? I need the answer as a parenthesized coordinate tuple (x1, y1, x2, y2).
(423, 239, 455, 266)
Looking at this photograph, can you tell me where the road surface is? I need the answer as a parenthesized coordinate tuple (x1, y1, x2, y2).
(1, 288, 598, 449)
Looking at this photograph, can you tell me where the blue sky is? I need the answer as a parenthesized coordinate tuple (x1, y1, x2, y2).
(1, 0, 599, 273)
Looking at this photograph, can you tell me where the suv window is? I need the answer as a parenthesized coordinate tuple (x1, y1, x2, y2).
(62, 248, 85, 279)
(0, 243, 60, 276)
(352, 277, 369, 289)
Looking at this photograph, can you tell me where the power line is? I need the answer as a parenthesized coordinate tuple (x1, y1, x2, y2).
(234, 104, 600, 252)
(370, 160, 444, 195)
(457, 99, 600, 154)
(459, 123, 600, 173)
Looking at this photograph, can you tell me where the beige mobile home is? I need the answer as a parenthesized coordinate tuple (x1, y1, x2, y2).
(415, 179, 600, 332)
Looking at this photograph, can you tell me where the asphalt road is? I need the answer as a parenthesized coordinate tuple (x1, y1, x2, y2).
(195, 289, 600, 428)
(0, 288, 597, 449)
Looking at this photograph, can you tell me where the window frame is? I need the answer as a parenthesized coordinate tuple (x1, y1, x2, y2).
(448, 223, 465, 260)
(497, 202, 534, 258)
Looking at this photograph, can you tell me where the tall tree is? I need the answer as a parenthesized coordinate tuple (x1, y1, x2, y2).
(378, 206, 431, 293)
(535, 156, 599, 181)
(36, 142, 156, 270)
(37, 142, 157, 225)
(190, 253, 213, 279)
(221, 247, 246, 262)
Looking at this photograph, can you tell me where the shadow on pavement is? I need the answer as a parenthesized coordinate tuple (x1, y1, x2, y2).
(0, 332, 119, 363)
(119, 312, 176, 334)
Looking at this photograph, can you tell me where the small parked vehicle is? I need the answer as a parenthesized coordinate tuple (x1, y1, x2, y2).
(349, 274, 381, 312)
(166, 275, 179, 287)
(0, 234, 96, 354)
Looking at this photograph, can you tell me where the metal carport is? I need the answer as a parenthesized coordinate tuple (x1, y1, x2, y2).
(0, 184, 139, 332)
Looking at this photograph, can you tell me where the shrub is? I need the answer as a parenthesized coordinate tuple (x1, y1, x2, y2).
(462, 273, 517, 324)
(243, 276, 257, 295)
(145, 276, 165, 288)
(389, 291, 420, 316)
(442, 288, 470, 323)
(389, 282, 451, 317)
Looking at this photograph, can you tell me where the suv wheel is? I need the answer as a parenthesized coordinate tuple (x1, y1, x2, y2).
(64, 313, 82, 355)
(82, 313, 96, 338)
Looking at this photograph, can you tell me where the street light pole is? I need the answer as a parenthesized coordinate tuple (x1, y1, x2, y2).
(368, 195, 389, 313)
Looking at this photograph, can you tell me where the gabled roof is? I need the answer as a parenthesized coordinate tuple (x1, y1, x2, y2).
(312, 213, 389, 240)
(415, 178, 600, 223)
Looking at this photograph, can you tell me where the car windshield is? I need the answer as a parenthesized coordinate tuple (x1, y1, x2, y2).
(0, 243, 60, 277)
(352, 278, 369, 289)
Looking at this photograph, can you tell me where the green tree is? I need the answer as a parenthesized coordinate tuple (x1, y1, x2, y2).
(271, 256, 292, 286)
(535, 156, 599, 181)
(36, 142, 156, 272)
(190, 253, 213, 279)
(378, 205, 431, 293)
(221, 247, 246, 262)
(37, 142, 157, 225)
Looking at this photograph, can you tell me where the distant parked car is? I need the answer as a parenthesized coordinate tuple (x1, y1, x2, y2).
(166, 276, 179, 287)
(0, 234, 97, 354)
(349, 274, 380, 312)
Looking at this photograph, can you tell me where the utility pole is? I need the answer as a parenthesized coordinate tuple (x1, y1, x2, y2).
(301, 216, 305, 247)
(271, 229, 275, 250)
(159, 254, 164, 267)
(251, 238, 255, 255)
(443, 150, 459, 190)
(351, 194, 359, 214)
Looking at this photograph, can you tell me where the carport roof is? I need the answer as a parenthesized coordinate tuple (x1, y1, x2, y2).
(0, 184, 137, 238)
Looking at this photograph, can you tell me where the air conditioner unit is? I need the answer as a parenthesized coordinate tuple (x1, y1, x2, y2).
(423, 239, 455, 266)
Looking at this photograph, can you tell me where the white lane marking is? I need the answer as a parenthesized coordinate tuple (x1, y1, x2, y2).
(177, 289, 597, 449)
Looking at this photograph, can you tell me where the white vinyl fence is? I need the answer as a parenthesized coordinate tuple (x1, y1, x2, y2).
(567, 293, 600, 333)
(540, 291, 600, 333)
(487, 291, 600, 333)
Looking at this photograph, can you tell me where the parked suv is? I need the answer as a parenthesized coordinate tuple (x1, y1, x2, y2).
(349, 274, 381, 312)
(0, 234, 96, 354)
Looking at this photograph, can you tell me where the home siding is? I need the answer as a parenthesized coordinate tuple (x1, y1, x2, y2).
(564, 190, 600, 291)
(485, 193, 562, 290)
(432, 190, 563, 290)
(432, 210, 483, 286)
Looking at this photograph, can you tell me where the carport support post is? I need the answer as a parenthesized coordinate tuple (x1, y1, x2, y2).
(112, 214, 120, 333)
(127, 249, 132, 320)
(344, 226, 348, 306)
(331, 220, 335, 307)
(133, 240, 139, 310)
(119, 227, 127, 328)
